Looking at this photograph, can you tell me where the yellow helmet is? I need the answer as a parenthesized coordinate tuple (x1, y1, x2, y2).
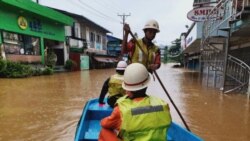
(143, 19, 160, 33)
(122, 63, 151, 91)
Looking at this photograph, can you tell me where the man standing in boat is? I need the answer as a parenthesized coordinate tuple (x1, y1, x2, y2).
(122, 19, 161, 73)
(98, 61, 128, 108)
(99, 63, 172, 141)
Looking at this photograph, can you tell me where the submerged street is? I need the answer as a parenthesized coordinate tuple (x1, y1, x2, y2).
(0, 63, 249, 141)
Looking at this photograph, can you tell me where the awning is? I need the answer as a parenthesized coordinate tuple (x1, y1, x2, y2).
(0, 0, 73, 26)
(183, 39, 201, 54)
(94, 56, 118, 63)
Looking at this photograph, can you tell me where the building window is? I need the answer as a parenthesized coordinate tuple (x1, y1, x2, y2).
(73, 22, 80, 38)
(102, 35, 107, 50)
(2, 31, 40, 55)
(96, 35, 100, 43)
(90, 32, 95, 42)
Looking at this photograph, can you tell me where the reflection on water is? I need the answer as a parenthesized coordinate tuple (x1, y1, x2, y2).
(0, 64, 249, 141)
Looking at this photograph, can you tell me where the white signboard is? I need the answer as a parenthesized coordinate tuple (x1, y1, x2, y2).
(187, 6, 223, 22)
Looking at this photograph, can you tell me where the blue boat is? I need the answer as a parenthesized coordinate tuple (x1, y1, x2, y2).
(75, 98, 203, 141)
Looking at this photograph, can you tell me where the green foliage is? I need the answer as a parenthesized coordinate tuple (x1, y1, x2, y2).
(42, 67, 54, 75)
(46, 51, 57, 68)
(64, 59, 77, 71)
(0, 60, 33, 78)
(32, 68, 43, 76)
(169, 38, 181, 56)
(163, 46, 168, 63)
(161, 38, 185, 66)
(0, 59, 55, 78)
(167, 38, 184, 66)
(0, 58, 7, 73)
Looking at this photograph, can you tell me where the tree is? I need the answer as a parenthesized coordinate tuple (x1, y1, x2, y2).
(163, 46, 168, 63)
(167, 38, 184, 66)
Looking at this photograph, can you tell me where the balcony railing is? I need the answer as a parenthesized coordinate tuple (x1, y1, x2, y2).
(225, 55, 250, 95)
(202, 0, 250, 95)
(203, 0, 245, 40)
(193, 0, 219, 6)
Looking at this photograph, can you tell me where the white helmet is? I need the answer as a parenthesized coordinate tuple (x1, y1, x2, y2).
(122, 63, 151, 91)
(116, 61, 127, 70)
(143, 19, 160, 33)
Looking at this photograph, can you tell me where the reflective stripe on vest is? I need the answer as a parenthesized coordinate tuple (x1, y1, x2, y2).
(131, 105, 163, 115)
(131, 39, 159, 69)
(108, 74, 125, 97)
(117, 96, 172, 141)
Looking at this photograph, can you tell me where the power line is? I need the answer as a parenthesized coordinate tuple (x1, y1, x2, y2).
(69, 1, 106, 20)
(91, 0, 122, 13)
(78, 0, 120, 23)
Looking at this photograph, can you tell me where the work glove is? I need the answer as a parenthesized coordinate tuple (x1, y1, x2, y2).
(123, 23, 130, 34)
(148, 64, 159, 71)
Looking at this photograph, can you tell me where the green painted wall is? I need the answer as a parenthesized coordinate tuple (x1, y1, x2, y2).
(0, 30, 2, 44)
(0, 7, 65, 41)
(80, 55, 89, 70)
(0, 4, 70, 64)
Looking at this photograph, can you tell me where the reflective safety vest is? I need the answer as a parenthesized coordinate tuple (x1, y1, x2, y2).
(131, 39, 159, 69)
(117, 96, 172, 141)
(108, 74, 125, 97)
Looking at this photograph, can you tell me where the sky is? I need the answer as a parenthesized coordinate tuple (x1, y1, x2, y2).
(38, 0, 194, 46)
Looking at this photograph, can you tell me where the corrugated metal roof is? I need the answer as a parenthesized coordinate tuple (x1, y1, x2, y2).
(107, 35, 122, 42)
(54, 8, 111, 33)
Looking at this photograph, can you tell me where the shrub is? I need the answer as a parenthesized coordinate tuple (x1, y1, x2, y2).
(0, 59, 55, 78)
(42, 67, 54, 75)
(46, 51, 57, 68)
(64, 59, 77, 71)
(0, 60, 33, 78)
(32, 68, 43, 76)
(0, 58, 7, 73)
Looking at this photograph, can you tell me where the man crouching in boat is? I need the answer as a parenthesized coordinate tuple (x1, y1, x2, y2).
(99, 63, 172, 141)
(98, 61, 128, 108)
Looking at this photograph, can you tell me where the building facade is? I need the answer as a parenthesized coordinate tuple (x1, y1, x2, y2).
(0, 0, 73, 66)
(54, 9, 116, 70)
(183, 0, 250, 95)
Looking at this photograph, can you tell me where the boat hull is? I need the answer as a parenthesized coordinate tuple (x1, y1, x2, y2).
(75, 98, 203, 141)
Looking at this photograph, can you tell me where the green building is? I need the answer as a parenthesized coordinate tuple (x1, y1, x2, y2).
(0, 0, 73, 65)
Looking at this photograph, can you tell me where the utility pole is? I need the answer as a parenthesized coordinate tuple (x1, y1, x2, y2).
(117, 13, 131, 37)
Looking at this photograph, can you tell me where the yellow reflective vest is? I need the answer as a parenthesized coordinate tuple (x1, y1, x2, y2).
(108, 74, 125, 97)
(117, 96, 172, 141)
(131, 39, 159, 69)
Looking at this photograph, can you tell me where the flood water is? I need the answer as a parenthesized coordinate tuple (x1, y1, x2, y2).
(0, 63, 249, 141)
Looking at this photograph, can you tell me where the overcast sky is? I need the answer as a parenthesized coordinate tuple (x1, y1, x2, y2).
(38, 0, 194, 46)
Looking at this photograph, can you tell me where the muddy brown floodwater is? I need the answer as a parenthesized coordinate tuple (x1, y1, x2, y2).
(0, 63, 249, 141)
